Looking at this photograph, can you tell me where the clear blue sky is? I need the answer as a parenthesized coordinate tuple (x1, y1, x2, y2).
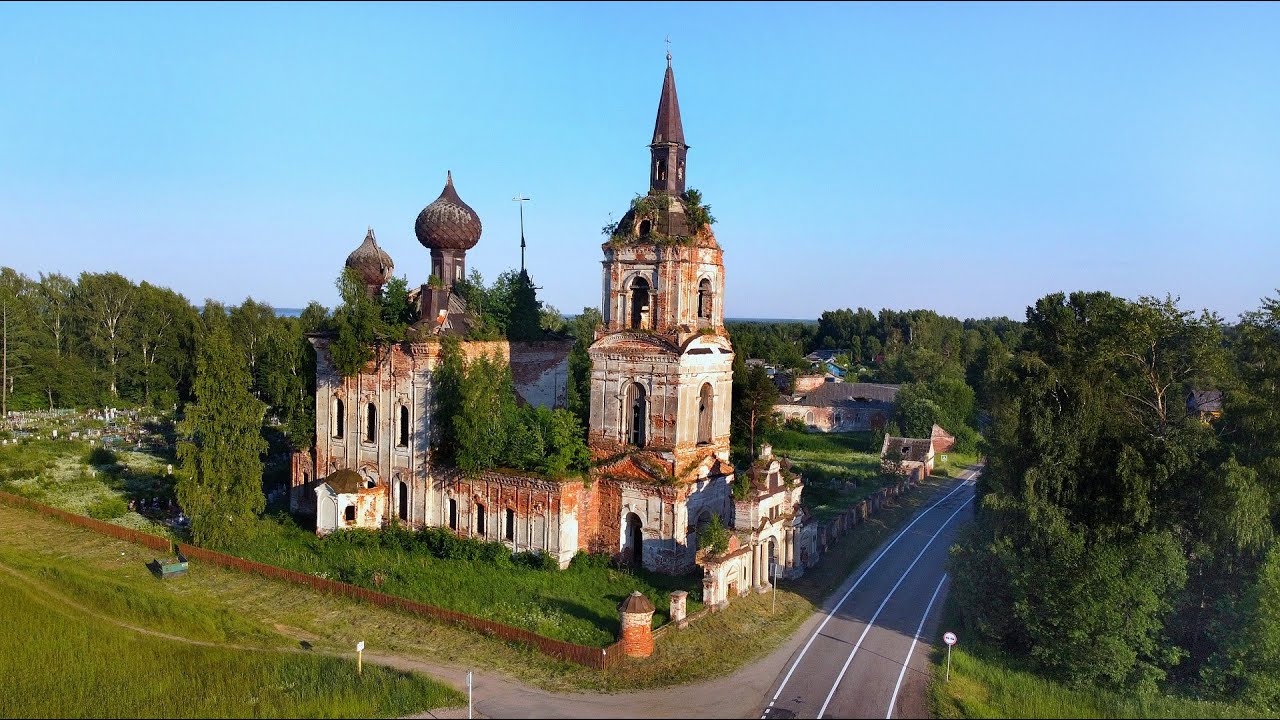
(2, 2, 1277, 321)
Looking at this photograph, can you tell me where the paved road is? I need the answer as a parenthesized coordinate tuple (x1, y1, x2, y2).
(757, 468, 979, 720)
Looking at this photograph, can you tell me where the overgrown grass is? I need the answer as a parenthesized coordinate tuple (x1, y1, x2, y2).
(231, 515, 703, 647)
(0, 438, 175, 534)
(928, 592, 1267, 719)
(931, 450, 980, 478)
(765, 429, 895, 522)
(0, 565, 464, 718)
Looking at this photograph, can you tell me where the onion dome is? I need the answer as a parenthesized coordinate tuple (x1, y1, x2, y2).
(415, 171, 482, 251)
(345, 227, 395, 287)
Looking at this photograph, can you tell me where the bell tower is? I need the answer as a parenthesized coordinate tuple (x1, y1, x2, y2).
(586, 56, 734, 478)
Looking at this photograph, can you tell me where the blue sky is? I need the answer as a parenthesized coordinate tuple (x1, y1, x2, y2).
(2, 2, 1277, 321)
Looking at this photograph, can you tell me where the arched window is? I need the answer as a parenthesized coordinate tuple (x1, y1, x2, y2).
(365, 403, 377, 444)
(397, 481, 408, 521)
(344, 505, 356, 524)
(625, 512, 643, 565)
(698, 383, 714, 445)
(448, 498, 458, 531)
(505, 508, 515, 542)
(656, 159, 667, 182)
(398, 405, 409, 448)
(626, 382, 647, 448)
(476, 502, 486, 536)
(639, 219, 652, 236)
(333, 398, 344, 438)
(697, 278, 712, 320)
(629, 277, 650, 330)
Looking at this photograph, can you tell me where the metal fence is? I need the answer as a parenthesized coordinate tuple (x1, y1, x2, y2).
(0, 491, 625, 669)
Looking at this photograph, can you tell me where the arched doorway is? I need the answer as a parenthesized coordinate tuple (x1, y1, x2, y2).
(397, 481, 408, 522)
(625, 512, 643, 566)
(626, 382, 647, 447)
(766, 538, 778, 585)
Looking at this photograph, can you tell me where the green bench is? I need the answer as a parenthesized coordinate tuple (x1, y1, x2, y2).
(156, 551, 188, 579)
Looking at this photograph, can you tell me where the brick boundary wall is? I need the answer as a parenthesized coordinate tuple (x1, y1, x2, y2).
(0, 491, 626, 669)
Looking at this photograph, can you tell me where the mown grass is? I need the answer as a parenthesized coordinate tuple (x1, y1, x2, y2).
(928, 593, 1267, 719)
(232, 516, 702, 647)
(0, 550, 463, 718)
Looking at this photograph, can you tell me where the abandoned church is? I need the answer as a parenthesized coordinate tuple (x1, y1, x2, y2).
(289, 57, 816, 600)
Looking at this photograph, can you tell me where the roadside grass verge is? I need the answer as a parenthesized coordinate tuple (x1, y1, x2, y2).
(0, 550, 463, 718)
(928, 592, 1266, 719)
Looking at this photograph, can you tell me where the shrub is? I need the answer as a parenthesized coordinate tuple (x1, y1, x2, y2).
(569, 550, 614, 571)
(698, 514, 730, 556)
(86, 447, 118, 466)
(87, 496, 128, 520)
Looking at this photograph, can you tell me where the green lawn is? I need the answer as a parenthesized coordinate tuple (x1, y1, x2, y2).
(0, 548, 462, 719)
(233, 516, 702, 647)
(929, 594, 1267, 719)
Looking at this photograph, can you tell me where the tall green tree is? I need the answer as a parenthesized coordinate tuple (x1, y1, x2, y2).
(75, 272, 137, 400)
(176, 302, 268, 549)
(566, 307, 603, 433)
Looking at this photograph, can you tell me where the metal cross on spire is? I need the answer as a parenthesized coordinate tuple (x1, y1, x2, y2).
(665, 35, 671, 65)
(512, 194, 530, 273)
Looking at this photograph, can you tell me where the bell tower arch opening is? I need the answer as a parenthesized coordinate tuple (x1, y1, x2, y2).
(628, 276, 651, 330)
(625, 382, 648, 448)
(698, 382, 714, 445)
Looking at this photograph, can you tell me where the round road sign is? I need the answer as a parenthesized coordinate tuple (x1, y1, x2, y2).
(943, 631, 957, 646)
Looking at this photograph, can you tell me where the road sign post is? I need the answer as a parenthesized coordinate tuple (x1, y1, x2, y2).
(356, 640, 365, 676)
(943, 631, 957, 682)
(467, 670, 473, 719)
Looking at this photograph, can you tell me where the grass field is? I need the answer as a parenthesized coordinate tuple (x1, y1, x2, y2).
(0, 547, 462, 718)
(928, 594, 1267, 719)
(0, 474, 958, 693)
(766, 429, 896, 522)
(233, 516, 703, 647)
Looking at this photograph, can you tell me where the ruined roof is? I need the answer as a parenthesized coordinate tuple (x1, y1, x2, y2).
(619, 590, 656, 614)
(345, 228, 394, 287)
(651, 60, 685, 147)
(882, 436, 933, 463)
(594, 452, 672, 485)
(787, 382, 900, 408)
(1188, 389, 1223, 413)
(415, 171, 482, 251)
(322, 468, 363, 494)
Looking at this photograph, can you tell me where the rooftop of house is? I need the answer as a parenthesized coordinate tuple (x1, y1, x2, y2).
(1188, 389, 1224, 413)
(783, 382, 901, 407)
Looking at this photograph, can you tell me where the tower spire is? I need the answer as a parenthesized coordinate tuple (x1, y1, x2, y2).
(649, 52, 687, 195)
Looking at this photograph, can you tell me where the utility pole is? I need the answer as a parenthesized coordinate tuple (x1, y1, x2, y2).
(512, 194, 530, 273)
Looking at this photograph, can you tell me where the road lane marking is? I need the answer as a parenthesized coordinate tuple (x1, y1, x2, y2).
(765, 473, 974, 710)
(816, 494, 974, 719)
(885, 573, 949, 718)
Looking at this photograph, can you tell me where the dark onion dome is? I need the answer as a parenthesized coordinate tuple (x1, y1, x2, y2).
(345, 227, 395, 286)
(415, 171, 482, 251)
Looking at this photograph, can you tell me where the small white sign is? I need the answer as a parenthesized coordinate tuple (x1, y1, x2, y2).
(356, 641, 365, 653)
(943, 631, 958, 646)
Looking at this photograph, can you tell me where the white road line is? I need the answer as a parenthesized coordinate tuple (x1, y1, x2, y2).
(885, 573, 948, 719)
(766, 474, 973, 707)
(816, 495, 974, 719)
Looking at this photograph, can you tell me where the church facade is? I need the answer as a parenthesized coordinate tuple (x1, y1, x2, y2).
(290, 58, 810, 585)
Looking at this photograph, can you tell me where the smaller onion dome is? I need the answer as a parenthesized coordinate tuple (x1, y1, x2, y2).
(415, 171, 483, 251)
(345, 227, 395, 287)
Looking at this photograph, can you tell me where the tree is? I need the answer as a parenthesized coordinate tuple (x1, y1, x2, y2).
(732, 356, 779, 459)
(176, 303, 268, 549)
(0, 268, 34, 415)
(76, 272, 137, 399)
(566, 307, 603, 433)
(453, 353, 517, 475)
(329, 268, 384, 378)
(228, 297, 278, 397)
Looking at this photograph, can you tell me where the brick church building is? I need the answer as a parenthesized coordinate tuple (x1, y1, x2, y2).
(291, 57, 810, 584)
